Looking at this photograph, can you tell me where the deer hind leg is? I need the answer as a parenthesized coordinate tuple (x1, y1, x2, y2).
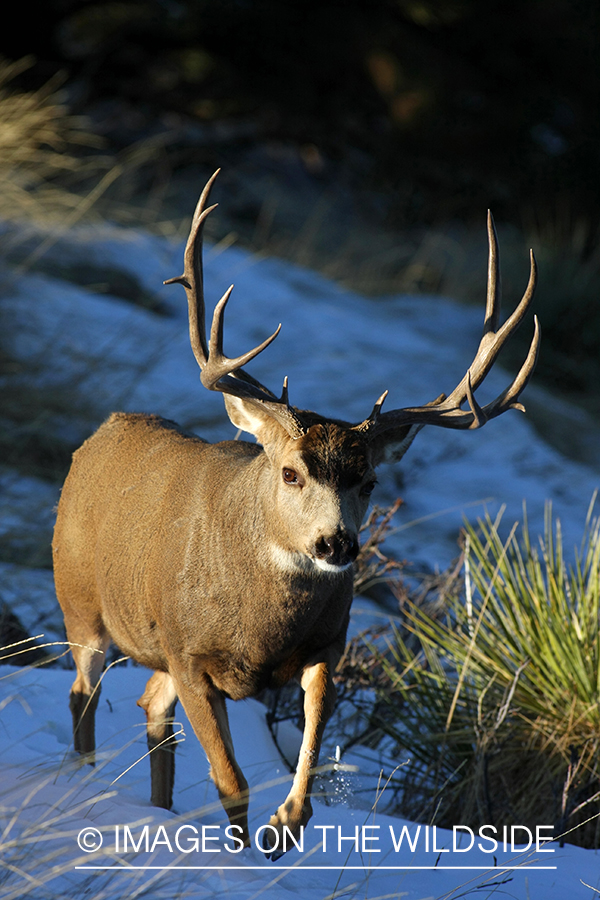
(137, 671, 178, 810)
(173, 672, 250, 846)
(68, 630, 110, 762)
(264, 655, 337, 859)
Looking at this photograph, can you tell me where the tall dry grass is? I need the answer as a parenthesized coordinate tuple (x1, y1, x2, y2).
(0, 56, 107, 226)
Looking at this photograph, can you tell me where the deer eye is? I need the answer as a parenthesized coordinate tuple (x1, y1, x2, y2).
(361, 480, 377, 496)
(282, 468, 299, 485)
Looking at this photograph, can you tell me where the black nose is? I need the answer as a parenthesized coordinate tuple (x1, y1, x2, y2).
(313, 532, 358, 567)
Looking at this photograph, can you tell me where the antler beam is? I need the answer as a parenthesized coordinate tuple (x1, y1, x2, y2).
(164, 169, 306, 437)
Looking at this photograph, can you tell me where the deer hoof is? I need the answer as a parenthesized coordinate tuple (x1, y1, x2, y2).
(261, 820, 282, 860)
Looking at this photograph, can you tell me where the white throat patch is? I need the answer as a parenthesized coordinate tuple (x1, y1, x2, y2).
(313, 557, 353, 574)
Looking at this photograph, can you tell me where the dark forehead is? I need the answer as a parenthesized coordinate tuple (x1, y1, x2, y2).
(298, 423, 371, 487)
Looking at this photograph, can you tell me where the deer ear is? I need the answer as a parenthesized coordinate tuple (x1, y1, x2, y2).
(369, 423, 423, 467)
(223, 394, 285, 444)
(224, 394, 269, 436)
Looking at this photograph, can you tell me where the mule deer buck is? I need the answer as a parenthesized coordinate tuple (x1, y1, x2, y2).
(53, 169, 539, 858)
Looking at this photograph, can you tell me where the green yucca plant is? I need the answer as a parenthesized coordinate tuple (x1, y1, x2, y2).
(367, 495, 600, 848)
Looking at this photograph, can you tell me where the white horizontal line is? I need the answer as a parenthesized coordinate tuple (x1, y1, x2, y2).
(75, 865, 557, 872)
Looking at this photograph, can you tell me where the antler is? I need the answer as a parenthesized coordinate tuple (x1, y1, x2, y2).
(359, 211, 540, 437)
(167, 173, 539, 447)
(164, 170, 306, 438)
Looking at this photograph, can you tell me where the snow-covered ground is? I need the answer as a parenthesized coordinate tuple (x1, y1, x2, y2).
(1, 215, 599, 898)
(2, 657, 599, 900)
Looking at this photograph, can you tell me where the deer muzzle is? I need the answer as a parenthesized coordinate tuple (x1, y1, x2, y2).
(312, 531, 358, 571)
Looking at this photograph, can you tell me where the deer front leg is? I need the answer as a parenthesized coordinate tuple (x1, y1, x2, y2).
(263, 653, 337, 859)
(67, 631, 110, 763)
(137, 671, 178, 810)
(173, 671, 250, 846)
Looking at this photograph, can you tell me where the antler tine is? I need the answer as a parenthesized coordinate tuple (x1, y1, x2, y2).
(494, 250, 537, 346)
(473, 314, 541, 422)
(354, 390, 389, 432)
(485, 210, 501, 335)
(361, 215, 539, 437)
(164, 168, 221, 367)
(199, 283, 282, 392)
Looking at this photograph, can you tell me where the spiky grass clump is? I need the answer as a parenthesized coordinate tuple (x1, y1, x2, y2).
(367, 496, 600, 848)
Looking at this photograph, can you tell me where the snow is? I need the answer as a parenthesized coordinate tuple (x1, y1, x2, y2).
(1, 219, 599, 898)
(2, 661, 599, 900)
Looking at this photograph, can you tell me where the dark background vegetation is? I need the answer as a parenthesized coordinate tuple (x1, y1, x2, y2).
(5, 0, 597, 216)
(2, 0, 600, 404)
